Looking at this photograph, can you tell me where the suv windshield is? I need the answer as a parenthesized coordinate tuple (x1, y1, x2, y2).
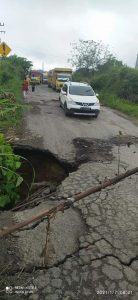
(69, 86, 95, 96)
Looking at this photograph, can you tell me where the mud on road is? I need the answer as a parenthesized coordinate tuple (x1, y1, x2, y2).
(73, 135, 138, 165)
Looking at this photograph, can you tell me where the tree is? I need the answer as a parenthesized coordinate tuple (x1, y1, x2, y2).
(0, 55, 33, 98)
(8, 55, 32, 79)
(97, 57, 123, 73)
(69, 39, 113, 71)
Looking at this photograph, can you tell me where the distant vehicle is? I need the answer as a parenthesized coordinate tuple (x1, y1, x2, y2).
(30, 70, 42, 85)
(59, 81, 100, 117)
(42, 72, 48, 84)
(47, 70, 53, 87)
(48, 68, 72, 91)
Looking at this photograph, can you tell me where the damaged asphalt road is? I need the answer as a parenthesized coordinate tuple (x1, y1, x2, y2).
(14, 85, 138, 163)
(0, 85, 138, 300)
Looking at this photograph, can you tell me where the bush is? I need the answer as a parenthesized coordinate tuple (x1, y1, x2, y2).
(0, 98, 23, 132)
(0, 55, 32, 207)
(99, 92, 138, 119)
(0, 55, 32, 99)
(74, 63, 138, 104)
(0, 134, 23, 207)
(91, 66, 138, 103)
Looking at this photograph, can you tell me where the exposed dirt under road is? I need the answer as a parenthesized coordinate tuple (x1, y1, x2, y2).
(73, 135, 138, 164)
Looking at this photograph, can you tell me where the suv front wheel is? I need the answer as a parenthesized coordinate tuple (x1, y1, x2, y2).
(59, 97, 62, 107)
(94, 112, 99, 118)
(64, 102, 70, 116)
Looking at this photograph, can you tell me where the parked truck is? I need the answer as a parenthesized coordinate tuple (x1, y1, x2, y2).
(48, 70, 53, 88)
(48, 68, 72, 91)
(42, 72, 48, 84)
(30, 70, 42, 85)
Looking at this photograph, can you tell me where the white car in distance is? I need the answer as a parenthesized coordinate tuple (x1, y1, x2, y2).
(59, 82, 100, 117)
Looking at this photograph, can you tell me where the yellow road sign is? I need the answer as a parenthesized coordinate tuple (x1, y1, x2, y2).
(0, 42, 11, 57)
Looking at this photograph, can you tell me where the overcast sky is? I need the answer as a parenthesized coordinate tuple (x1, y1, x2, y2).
(0, 0, 138, 70)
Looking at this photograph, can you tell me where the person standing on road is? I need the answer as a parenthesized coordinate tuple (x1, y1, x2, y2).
(31, 82, 36, 92)
(22, 78, 29, 98)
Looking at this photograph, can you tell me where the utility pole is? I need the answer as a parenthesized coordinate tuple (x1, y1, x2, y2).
(0, 22, 5, 43)
(42, 61, 44, 71)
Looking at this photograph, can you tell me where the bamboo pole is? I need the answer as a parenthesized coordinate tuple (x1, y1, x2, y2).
(0, 167, 138, 238)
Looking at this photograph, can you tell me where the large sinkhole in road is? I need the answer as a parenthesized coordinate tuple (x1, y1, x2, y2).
(13, 146, 76, 206)
(7, 135, 138, 210)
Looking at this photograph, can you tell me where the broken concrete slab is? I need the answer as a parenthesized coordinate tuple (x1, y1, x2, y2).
(13, 201, 86, 269)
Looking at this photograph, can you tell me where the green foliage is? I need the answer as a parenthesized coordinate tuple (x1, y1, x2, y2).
(0, 54, 32, 131)
(97, 57, 123, 72)
(99, 92, 138, 119)
(0, 98, 23, 132)
(72, 72, 91, 85)
(0, 55, 33, 208)
(91, 66, 138, 103)
(0, 134, 23, 207)
(8, 55, 33, 79)
(73, 50, 138, 114)
(0, 55, 32, 99)
(117, 67, 138, 102)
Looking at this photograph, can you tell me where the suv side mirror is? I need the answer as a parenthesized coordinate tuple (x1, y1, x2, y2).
(96, 93, 99, 97)
(61, 90, 67, 95)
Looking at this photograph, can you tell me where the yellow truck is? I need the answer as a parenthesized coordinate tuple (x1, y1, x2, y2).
(50, 68, 72, 91)
(30, 70, 42, 85)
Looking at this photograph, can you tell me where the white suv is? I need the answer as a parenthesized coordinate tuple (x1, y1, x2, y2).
(59, 82, 100, 117)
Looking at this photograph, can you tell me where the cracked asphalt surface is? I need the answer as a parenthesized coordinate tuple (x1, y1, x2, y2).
(15, 85, 138, 163)
(0, 85, 138, 299)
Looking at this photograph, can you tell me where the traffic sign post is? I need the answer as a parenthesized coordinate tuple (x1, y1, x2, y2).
(0, 22, 5, 43)
(0, 42, 11, 57)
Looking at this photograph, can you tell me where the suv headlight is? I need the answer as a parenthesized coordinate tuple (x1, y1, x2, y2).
(94, 99, 99, 105)
(68, 99, 75, 104)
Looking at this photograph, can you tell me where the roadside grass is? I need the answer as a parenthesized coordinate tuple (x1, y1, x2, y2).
(0, 95, 24, 134)
(0, 78, 24, 133)
(0, 55, 33, 207)
(0, 102, 23, 133)
(99, 92, 138, 119)
(0, 78, 22, 100)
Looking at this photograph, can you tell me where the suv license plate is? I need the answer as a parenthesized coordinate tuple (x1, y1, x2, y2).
(81, 107, 91, 111)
